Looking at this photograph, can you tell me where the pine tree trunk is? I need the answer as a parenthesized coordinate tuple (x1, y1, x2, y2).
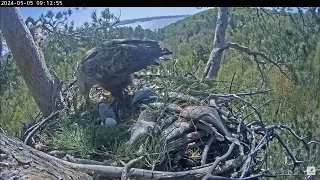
(0, 7, 55, 116)
(204, 7, 229, 78)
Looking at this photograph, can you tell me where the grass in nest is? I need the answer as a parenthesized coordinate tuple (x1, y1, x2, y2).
(54, 120, 131, 157)
(128, 127, 169, 171)
(143, 131, 168, 170)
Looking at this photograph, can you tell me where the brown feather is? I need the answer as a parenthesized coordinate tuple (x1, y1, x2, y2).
(76, 39, 172, 100)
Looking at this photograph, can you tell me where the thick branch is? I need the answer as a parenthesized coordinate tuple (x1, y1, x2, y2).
(121, 156, 144, 180)
(204, 7, 229, 78)
(0, 7, 55, 116)
(203, 143, 237, 180)
(0, 128, 249, 180)
(0, 128, 91, 179)
(203, 7, 290, 80)
(224, 42, 268, 64)
(205, 172, 277, 180)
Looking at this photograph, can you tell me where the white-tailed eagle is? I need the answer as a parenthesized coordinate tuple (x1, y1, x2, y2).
(75, 39, 172, 102)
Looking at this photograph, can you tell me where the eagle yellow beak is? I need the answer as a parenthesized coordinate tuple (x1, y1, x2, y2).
(100, 91, 115, 104)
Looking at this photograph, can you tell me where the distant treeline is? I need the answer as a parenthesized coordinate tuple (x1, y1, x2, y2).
(116, 15, 190, 26)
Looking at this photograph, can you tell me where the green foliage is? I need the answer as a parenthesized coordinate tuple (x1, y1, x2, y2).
(160, 7, 320, 176)
(0, 49, 39, 135)
(0, 77, 39, 136)
(0, 7, 160, 135)
(1, 7, 320, 177)
(162, 8, 217, 55)
(54, 120, 131, 156)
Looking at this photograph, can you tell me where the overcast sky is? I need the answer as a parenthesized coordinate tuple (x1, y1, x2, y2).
(19, 7, 208, 26)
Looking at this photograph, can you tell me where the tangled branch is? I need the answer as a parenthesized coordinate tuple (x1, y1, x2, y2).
(23, 81, 315, 179)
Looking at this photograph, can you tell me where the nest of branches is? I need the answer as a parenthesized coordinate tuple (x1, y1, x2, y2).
(124, 88, 314, 179)
(20, 73, 317, 180)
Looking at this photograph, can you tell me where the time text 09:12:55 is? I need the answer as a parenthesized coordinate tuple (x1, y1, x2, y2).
(1, 1, 63, 6)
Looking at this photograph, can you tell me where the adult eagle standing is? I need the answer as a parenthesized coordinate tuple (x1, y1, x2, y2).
(75, 39, 172, 103)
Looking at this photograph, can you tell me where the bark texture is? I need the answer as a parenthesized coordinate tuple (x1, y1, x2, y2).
(0, 125, 247, 180)
(0, 7, 54, 116)
(204, 7, 229, 78)
(0, 127, 91, 180)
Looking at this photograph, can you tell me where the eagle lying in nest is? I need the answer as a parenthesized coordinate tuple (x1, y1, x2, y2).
(75, 39, 172, 103)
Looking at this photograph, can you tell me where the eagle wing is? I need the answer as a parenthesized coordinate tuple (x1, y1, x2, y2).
(78, 39, 172, 81)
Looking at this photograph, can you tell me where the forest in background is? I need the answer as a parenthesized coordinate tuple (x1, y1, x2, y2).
(0, 7, 320, 179)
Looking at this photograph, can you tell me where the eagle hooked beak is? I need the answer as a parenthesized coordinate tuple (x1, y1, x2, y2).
(99, 91, 115, 104)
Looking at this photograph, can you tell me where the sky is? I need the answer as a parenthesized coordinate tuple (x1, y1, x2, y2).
(19, 7, 207, 27)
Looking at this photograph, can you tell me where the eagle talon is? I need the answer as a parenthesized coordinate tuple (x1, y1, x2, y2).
(75, 39, 172, 107)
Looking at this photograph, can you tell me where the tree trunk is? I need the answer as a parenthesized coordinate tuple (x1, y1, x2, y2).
(204, 7, 229, 78)
(0, 7, 55, 116)
(0, 127, 91, 179)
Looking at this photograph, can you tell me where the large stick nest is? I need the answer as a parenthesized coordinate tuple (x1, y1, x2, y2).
(18, 74, 318, 180)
